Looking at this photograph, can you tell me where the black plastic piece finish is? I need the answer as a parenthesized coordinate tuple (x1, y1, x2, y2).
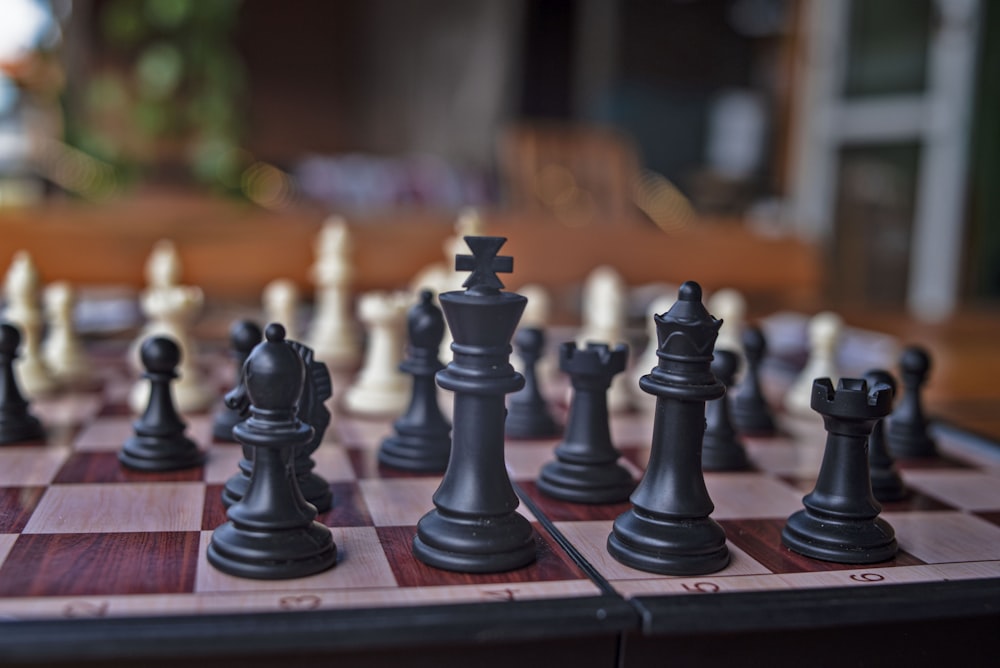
(702, 348, 750, 471)
(119, 336, 203, 471)
(865, 369, 907, 502)
(782, 377, 896, 564)
(537, 342, 632, 503)
(207, 323, 337, 580)
(222, 329, 334, 513)
(413, 236, 537, 573)
(0, 323, 44, 444)
(730, 325, 777, 436)
(212, 320, 262, 442)
(608, 281, 729, 575)
(379, 290, 452, 472)
(505, 327, 561, 439)
(887, 346, 938, 458)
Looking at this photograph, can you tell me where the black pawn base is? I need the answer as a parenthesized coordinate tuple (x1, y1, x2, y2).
(608, 510, 729, 575)
(120, 434, 203, 472)
(870, 468, 907, 503)
(413, 509, 536, 573)
(702, 436, 749, 472)
(0, 414, 43, 445)
(212, 411, 242, 443)
(537, 460, 633, 504)
(782, 511, 897, 564)
(378, 432, 450, 473)
(207, 522, 336, 580)
(504, 408, 560, 440)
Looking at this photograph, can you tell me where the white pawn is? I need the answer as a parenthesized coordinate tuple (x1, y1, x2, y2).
(129, 285, 213, 414)
(632, 293, 676, 409)
(42, 282, 91, 385)
(577, 266, 632, 412)
(3, 251, 56, 397)
(343, 291, 411, 417)
(129, 239, 183, 372)
(263, 278, 300, 341)
(785, 311, 844, 417)
(306, 216, 361, 368)
(708, 288, 746, 356)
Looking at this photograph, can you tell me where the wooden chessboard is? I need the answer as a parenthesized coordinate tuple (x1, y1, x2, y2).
(1, 337, 998, 667)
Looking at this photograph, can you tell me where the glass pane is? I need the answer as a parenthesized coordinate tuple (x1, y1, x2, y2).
(843, 0, 932, 97)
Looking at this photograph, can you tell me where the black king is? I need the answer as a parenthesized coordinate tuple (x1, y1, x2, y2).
(412, 236, 536, 573)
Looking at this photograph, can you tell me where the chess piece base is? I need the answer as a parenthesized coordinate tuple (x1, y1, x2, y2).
(0, 413, 44, 444)
(207, 522, 336, 580)
(504, 406, 560, 440)
(702, 437, 750, 472)
(379, 432, 451, 473)
(782, 510, 897, 564)
(870, 468, 907, 503)
(537, 460, 633, 504)
(413, 509, 536, 573)
(119, 434, 204, 472)
(608, 508, 730, 576)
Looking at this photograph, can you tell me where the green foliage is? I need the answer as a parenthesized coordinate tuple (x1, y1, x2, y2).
(73, 0, 248, 193)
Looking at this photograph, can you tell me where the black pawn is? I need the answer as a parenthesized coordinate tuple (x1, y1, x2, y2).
(120, 337, 203, 471)
(413, 236, 536, 573)
(207, 323, 336, 580)
(222, 334, 334, 513)
(212, 320, 262, 442)
(0, 323, 44, 444)
(608, 281, 729, 575)
(782, 378, 896, 563)
(865, 369, 906, 502)
(702, 349, 749, 471)
(379, 290, 452, 472)
(730, 325, 777, 436)
(887, 346, 937, 458)
(505, 327, 560, 439)
(537, 342, 632, 503)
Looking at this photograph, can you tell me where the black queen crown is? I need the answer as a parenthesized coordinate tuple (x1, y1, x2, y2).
(643, 281, 722, 396)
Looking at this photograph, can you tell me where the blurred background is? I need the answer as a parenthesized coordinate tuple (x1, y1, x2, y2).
(0, 0, 997, 321)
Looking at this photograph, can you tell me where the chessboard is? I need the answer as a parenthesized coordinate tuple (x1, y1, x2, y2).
(1, 331, 999, 667)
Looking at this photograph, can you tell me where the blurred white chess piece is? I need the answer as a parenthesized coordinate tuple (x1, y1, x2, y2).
(3, 251, 56, 397)
(785, 311, 844, 418)
(307, 216, 361, 368)
(343, 291, 412, 416)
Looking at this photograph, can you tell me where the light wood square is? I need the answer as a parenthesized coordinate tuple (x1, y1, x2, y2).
(0, 446, 70, 485)
(885, 511, 1000, 563)
(706, 472, 805, 519)
(0, 534, 17, 570)
(22, 483, 206, 533)
(195, 526, 397, 593)
(901, 469, 1000, 511)
(72, 417, 133, 451)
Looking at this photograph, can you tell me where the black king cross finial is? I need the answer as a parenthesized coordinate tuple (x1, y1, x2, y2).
(456, 236, 513, 296)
